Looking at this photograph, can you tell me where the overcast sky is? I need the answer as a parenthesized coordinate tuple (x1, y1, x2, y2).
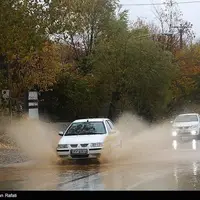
(119, 0, 200, 39)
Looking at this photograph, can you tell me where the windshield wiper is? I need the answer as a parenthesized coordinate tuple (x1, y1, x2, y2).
(65, 134, 79, 136)
(65, 132, 105, 136)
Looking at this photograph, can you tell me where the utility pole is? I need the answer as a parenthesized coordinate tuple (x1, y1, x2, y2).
(173, 23, 193, 49)
(169, 0, 173, 50)
(180, 27, 184, 49)
(163, 1, 192, 50)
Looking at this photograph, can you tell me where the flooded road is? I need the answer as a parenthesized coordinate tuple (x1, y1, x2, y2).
(1, 140, 200, 190)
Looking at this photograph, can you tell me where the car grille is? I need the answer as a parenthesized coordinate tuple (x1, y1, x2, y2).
(70, 144, 78, 148)
(71, 155, 89, 158)
(80, 144, 88, 147)
(178, 126, 190, 130)
(177, 127, 191, 135)
(178, 132, 190, 135)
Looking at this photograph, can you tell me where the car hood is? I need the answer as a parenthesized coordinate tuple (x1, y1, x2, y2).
(172, 121, 199, 128)
(58, 134, 108, 145)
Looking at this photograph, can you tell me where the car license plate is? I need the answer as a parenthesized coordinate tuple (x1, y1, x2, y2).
(179, 129, 186, 133)
(182, 136, 188, 141)
(71, 149, 88, 155)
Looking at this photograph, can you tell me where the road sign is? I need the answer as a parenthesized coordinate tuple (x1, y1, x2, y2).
(28, 102, 38, 107)
(28, 91, 38, 100)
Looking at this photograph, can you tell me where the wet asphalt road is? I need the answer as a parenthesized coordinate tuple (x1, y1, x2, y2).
(1, 140, 200, 190)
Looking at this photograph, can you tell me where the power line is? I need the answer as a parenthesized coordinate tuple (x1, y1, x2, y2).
(120, 1, 200, 6)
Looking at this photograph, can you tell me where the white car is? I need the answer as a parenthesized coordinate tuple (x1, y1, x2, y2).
(171, 113, 200, 141)
(56, 118, 118, 159)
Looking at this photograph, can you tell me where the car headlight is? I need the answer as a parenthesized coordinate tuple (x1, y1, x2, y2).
(191, 130, 197, 135)
(172, 131, 177, 136)
(57, 144, 69, 148)
(90, 143, 103, 147)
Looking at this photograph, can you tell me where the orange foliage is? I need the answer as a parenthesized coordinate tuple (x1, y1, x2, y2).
(10, 42, 61, 97)
(171, 46, 200, 100)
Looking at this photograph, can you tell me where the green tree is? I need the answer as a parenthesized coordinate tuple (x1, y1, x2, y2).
(48, 0, 118, 74)
(92, 13, 177, 120)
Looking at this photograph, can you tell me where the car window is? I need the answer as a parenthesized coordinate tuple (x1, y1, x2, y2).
(175, 115, 198, 123)
(64, 121, 106, 136)
(105, 121, 112, 133)
(107, 120, 114, 129)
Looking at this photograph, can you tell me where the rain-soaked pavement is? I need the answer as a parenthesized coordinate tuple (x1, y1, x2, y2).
(1, 139, 200, 190)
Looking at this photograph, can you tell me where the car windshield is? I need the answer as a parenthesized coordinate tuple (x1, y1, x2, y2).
(174, 115, 198, 123)
(64, 121, 106, 136)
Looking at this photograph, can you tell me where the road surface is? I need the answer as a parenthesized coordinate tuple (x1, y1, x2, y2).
(1, 139, 200, 190)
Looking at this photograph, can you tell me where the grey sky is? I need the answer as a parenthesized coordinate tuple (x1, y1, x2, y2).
(119, 0, 200, 39)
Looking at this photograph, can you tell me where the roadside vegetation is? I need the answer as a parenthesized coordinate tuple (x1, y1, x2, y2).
(0, 0, 200, 123)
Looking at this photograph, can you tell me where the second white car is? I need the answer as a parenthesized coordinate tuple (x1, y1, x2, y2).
(171, 113, 200, 141)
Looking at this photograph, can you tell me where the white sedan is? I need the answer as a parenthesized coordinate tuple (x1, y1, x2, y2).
(56, 118, 119, 159)
(171, 113, 200, 141)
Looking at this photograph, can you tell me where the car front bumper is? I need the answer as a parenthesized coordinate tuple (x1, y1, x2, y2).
(56, 148, 102, 159)
(172, 134, 199, 141)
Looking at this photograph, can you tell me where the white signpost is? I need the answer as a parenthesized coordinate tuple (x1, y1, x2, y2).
(28, 91, 39, 120)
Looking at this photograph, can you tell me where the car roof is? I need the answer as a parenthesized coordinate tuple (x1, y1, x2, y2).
(178, 113, 199, 116)
(73, 118, 110, 123)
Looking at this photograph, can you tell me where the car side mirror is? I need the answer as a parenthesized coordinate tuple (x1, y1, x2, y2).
(58, 131, 64, 136)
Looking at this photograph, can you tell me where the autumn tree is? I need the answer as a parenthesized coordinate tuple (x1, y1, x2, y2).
(0, 0, 189, 121)
(172, 44, 200, 102)
(0, 0, 60, 98)
(10, 42, 61, 98)
(0, 0, 49, 59)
